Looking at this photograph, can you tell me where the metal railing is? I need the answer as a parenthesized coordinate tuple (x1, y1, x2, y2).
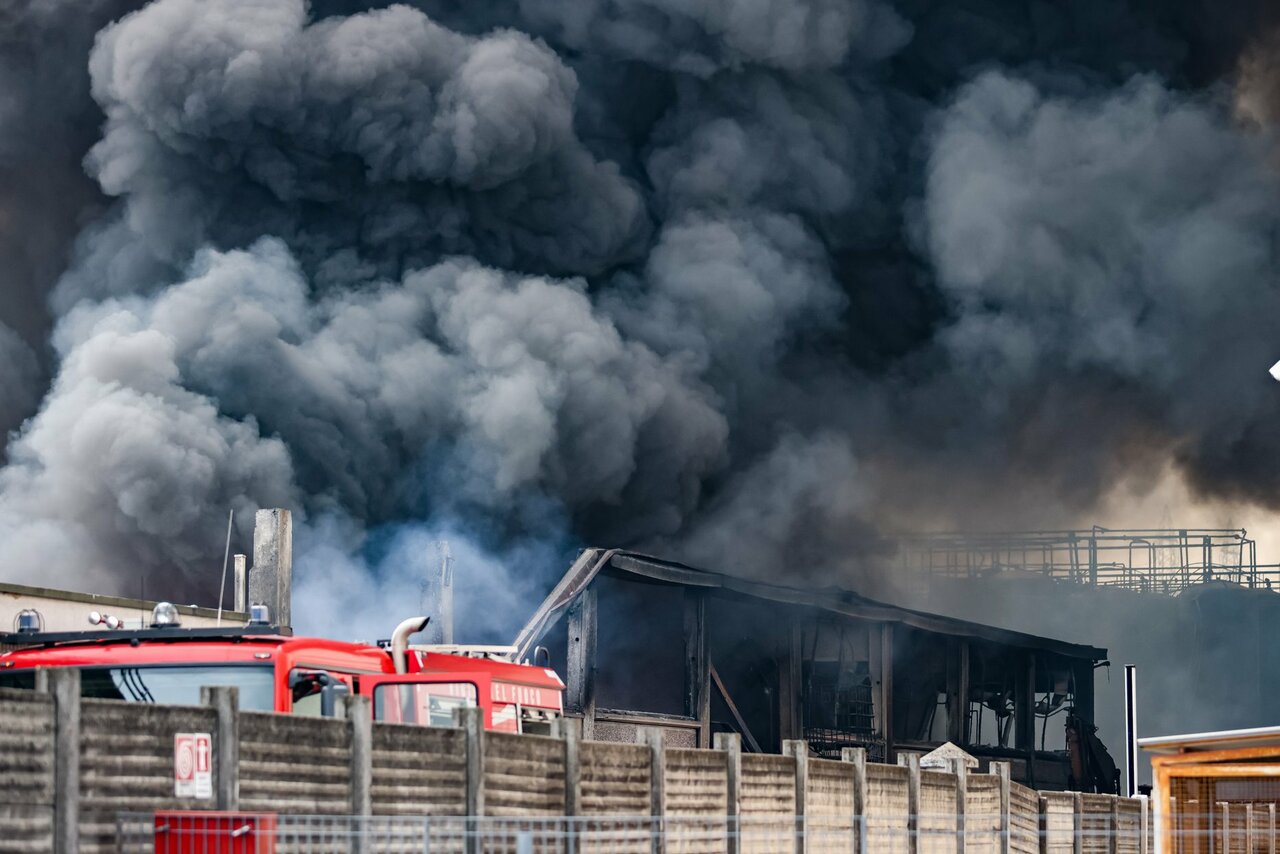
(892, 527, 1280, 595)
(113, 812, 1156, 853)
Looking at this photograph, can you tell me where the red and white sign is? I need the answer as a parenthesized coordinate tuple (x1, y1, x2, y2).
(174, 733, 212, 799)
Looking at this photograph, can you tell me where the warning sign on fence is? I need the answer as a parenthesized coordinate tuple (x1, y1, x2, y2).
(174, 732, 212, 799)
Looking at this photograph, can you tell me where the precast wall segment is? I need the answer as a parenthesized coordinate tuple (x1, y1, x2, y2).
(0, 688, 53, 854)
(578, 742, 651, 815)
(1039, 791, 1077, 854)
(963, 773, 1001, 853)
(806, 757, 857, 853)
(663, 748, 728, 854)
(1079, 793, 1116, 854)
(239, 711, 351, 814)
(919, 769, 959, 854)
(1008, 781, 1040, 854)
(739, 753, 796, 853)
(370, 723, 466, 816)
(866, 761, 910, 853)
(77, 699, 218, 854)
(483, 731, 567, 817)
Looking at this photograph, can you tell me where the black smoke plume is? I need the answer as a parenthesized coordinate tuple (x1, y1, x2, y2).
(0, 0, 1278, 637)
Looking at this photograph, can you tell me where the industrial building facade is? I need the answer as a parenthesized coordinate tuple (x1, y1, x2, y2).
(516, 549, 1113, 792)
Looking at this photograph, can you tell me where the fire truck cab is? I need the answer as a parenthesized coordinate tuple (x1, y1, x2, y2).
(0, 606, 563, 733)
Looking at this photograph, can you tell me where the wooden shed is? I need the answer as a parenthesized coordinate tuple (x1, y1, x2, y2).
(1142, 727, 1280, 853)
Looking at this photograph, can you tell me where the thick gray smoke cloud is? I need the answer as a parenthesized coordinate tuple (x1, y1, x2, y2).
(0, 0, 1278, 638)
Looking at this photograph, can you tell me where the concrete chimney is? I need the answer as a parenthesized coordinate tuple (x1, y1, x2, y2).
(249, 509, 292, 630)
(233, 554, 247, 614)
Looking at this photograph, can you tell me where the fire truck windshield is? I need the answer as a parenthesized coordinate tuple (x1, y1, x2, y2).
(0, 665, 275, 710)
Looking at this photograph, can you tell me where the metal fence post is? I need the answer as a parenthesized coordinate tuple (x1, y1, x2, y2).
(50, 667, 80, 854)
(200, 685, 240, 811)
(638, 727, 665, 854)
(715, 733, 742, 854)
(842, 747, 868, 854)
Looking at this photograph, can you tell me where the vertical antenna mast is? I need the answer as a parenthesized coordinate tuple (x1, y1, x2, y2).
(216, 508, 234, 626)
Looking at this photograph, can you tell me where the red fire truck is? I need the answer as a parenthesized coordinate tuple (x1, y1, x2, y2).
(0, 605, 564, 733)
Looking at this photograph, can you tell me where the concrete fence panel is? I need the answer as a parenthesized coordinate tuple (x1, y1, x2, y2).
(239, 712, 351, 814)
(1114, 797, 1144, 854)
(483, 731, 566, 817)
(806, 757, 856, 853)
(1078, 794, 1116, 854)
(0, 687, 54, 854)
(964, 773, 1002, 854)
(370, 723, 466, 816)
(578, 741, 651, 815)
(1008, 781, 1039, 854)
(78, 699, 218, 854)
(866, 762, 910, 853)
(739, 754, 796, 853)
(920, 769, 959, 854)
(664, 748, 729, 854)
(1040, 792, 1077, 854)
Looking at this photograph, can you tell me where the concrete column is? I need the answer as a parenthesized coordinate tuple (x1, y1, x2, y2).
(50, 668, 80, 854)
(233, 555, 247, 614)
(714, 733, 742, 854)
(953, 760, 968, 854)
(900, 752, 921, 854)
(638, 727, 665, 854)
(250, 509, 292, 630)
(991, 761, 1011, 854)
(347, 694, 372, 816)
(347, 694, 373, 854)
(1110, 798, 1121, 854)
(1072, 793, 1083, 854)
(1037, 796, 1049, 854)
(200, 686, 240, 810)
(558, 717, 583, 818)
(842, 747, 868, 854)
(456, 706, 486, 854)
(784, 740, 810, 854)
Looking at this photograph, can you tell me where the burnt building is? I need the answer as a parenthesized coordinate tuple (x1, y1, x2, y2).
(514, 548, 1113, 791)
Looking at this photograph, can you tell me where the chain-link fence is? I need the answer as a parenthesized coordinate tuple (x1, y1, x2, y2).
(114, 811, 1155, 853)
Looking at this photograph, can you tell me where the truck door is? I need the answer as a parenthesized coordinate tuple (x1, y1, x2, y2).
(360, 673, 492, 728)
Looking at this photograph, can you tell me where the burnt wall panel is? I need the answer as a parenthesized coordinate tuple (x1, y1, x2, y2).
(484, 731, 566, 817)
(370, 723, 466, 816)
(239, 711, 352, 814)
(0, 688, 54, 854)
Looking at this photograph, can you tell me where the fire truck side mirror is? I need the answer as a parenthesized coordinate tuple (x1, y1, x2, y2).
(289, 669, 349, 717)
